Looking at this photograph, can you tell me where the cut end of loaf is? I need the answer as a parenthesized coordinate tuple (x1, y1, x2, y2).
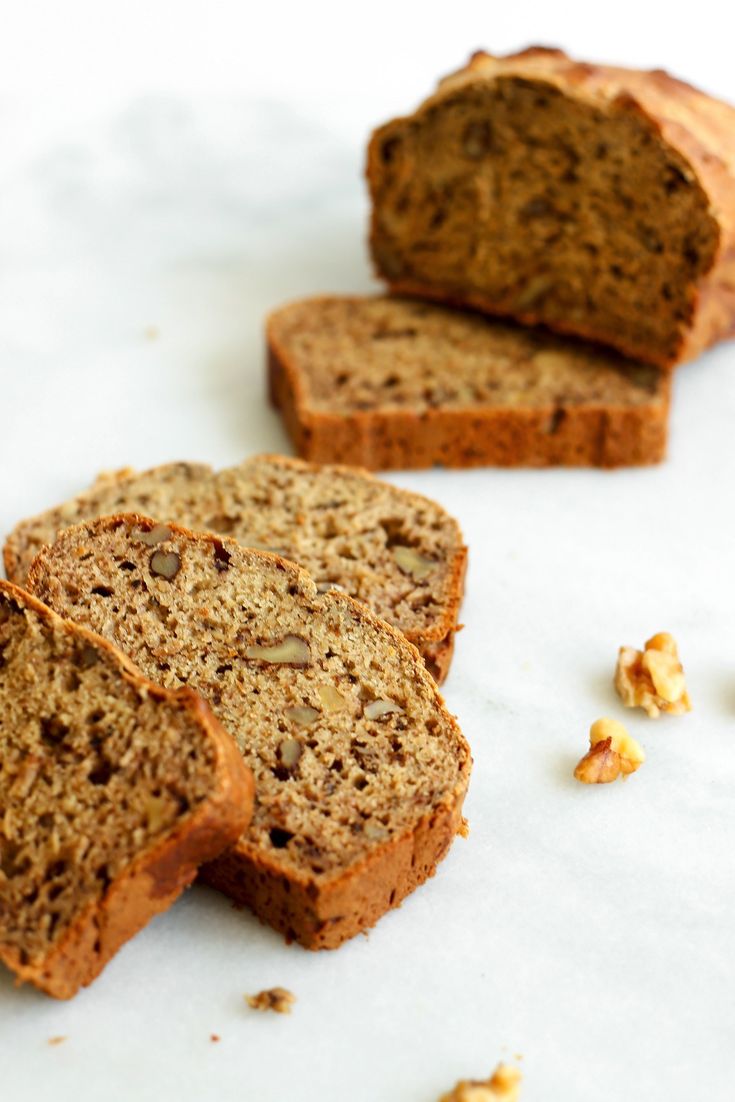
(367, 52, 725, 366)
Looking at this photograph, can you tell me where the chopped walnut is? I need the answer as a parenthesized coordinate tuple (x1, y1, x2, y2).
(439, 1063, 522, 1101)
(574, 718, 645, 784)
(615, 632, 691, 718)
(245, 986, 295, 1014)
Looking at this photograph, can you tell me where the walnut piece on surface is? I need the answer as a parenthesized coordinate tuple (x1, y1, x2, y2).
(614, 632, 691, 718)
(439, 1063, 522, 1101)
(245, 987, 296, 1014)
(574, 718, 645, 784)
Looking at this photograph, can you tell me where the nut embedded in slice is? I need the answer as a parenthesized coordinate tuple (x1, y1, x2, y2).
(317, 684, 347, 712)
(284, 705, 319, 726)
(149, 549, 181, 580)
(244, 635, 311, 666)
(277, 738, 303, 770)
(614, 631, 691, 717)
(574, 718, 645, 784)
(392, 544, 437, 581)
(245, 987, 296, 1014)
(439, 1063, 522, 1101)
(364, 698, 404, 720)
(135, 523, 173, 547)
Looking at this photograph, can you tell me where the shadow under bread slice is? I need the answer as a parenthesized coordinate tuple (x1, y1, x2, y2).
(0, 582, 254, 999)
(28, 515, 472, 950)
(267, 295, 671, 469)
(4, 454, 466, 684)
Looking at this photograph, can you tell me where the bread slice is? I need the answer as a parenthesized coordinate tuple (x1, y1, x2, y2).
(4, 455, 466, 683)
(268, 295, 670, 468)
(367, 47, 735, 368)
(0, 582, 253, 999)
(28, 515, 471, 950)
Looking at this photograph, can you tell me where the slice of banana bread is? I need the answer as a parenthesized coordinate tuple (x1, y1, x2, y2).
(28, 516, 472, 950)
(0, 582, 253, 999)
(4, 455, 466, 683)
(367, 47, 735, 367)
(267, 295, 670, 468)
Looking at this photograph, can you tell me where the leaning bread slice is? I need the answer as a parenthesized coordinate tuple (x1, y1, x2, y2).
(28, 516, 471, 950)
(4, 455, 466, 683)
(0, 582, 253, 999)
(268, 295, 670, 468)
(368, 47, 735, 368)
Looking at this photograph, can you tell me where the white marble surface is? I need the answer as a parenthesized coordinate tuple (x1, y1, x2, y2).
(2, 34, 735, 1102)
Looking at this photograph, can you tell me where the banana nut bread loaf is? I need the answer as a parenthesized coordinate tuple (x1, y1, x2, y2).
(4, 455, 466, 683)
(28, 516, 472, 950)
(0, 582, 253, 999)
(267, 295, 670, 468)
(367, 47, 735, 368)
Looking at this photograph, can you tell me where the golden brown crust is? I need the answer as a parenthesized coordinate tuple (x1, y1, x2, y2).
(0, 582, 254, 999)
(268, 329, 671, 470)
(367, 46, 735, 367)
(201, 763, 468, 949)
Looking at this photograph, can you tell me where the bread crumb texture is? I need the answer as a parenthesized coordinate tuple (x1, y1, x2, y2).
(5, 454, 466, 682)
(0, 582, 252, 997)
(267, 295, 670, 469)
(28, 516, 471, 948)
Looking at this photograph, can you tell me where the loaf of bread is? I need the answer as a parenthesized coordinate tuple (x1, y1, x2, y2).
(367, 47, 735, 367)
(4, 455, 466, 683)
(268, 295, 670, 468)
(28, 516, 472, 950)
(0, 582, 253, 998)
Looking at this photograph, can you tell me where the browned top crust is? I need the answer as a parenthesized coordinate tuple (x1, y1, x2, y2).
(368, 46, 735, 366)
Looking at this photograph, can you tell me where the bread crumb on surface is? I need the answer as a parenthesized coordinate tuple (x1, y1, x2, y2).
(615, 632, 691, 717)
(245, 987, 296, 1014)
(48, 1036, 67, 1046)
(439, 1063, 522, 1101)
(210, 1033, 220, 1043)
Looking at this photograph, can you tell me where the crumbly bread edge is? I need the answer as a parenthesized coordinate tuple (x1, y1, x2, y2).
(0, 581, 255, 999)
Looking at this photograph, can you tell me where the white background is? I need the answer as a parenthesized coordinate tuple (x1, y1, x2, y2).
(1, 2, 734, 1099)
